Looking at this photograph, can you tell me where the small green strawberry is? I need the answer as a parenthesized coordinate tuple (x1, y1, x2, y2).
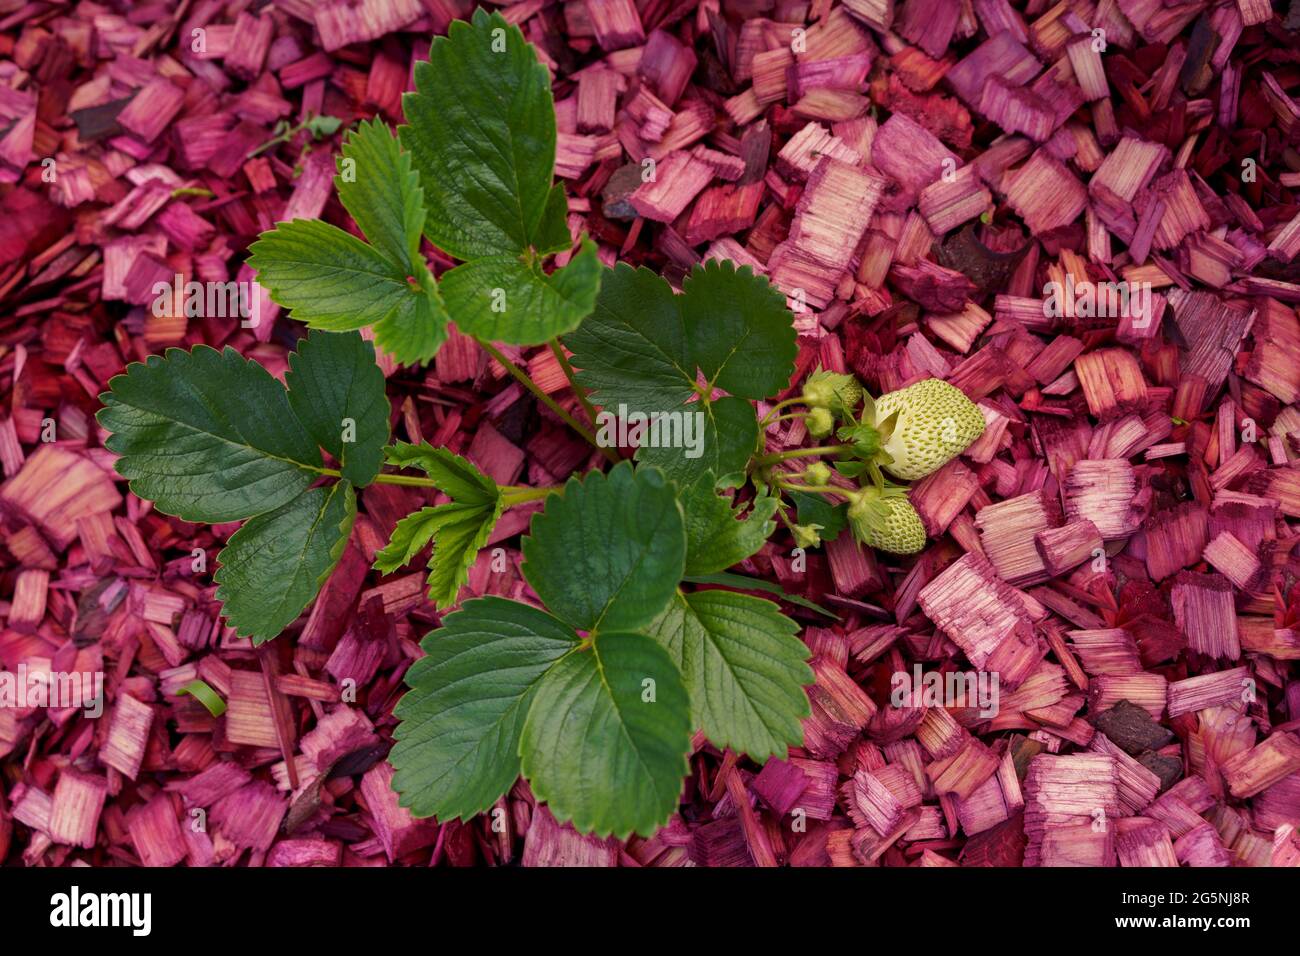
(801, 367, 863, 417)
(790, 522, 823, 548)
(806, 406, 835, 437)
(842, 378, 984, 481)
(803, 462, 832, 486)
(846, 485, 926, 555)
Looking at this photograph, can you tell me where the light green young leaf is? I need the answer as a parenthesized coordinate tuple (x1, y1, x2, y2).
(376, 443, 503, 608)
(679, 473, 779, 575)
(286, 330, 390, 487)
(391, 597, 579, 820)
(214, 481, 356, 644)
(97, 345, 321, 523)
(423, 497, 506, 608)
(521, 462, 685, 633)
(336, 118, 426, 271)
(521, 631, 691, 838)
(383, 442, 497, 503)
(400, 9, 558, 260)
(249, 219, 449, 340)
(650, 589, 811, 760)
(438, 239, 601, 345)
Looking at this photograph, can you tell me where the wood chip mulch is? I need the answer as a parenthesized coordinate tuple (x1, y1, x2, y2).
(2, 0, 1300, 867)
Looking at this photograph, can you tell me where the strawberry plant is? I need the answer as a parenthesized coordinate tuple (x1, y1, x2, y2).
(95, 10, 986, 839)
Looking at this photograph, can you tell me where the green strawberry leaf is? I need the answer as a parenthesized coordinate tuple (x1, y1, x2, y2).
(377, 443, 503, 607)
(391, 596, 579, 820)
(97, 345, 321, 523)
(438, 239, 601, 344)
(682, 572, 841, 619)
(522, 462, 685, 633)
(248, 218, 452, 356)
(400, 9, 559, 260)
(566, 261, 792, 485)
(285, 330, 390, 487)
(370, 271, 451, 365)
(335, 118, 426, 272)
(679, 472, 778, 575)
(789, 490, 848, 543)
(214, 481, 356, 644)
(383, 441, 498, 503)
(563, 263, 695, 415)
(520, 631, 691, 838)
(650, 589, 812, 760)
(681, 258, 800, 398)
(635, 394, 759, 488)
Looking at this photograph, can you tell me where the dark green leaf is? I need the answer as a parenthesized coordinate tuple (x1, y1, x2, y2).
(564, 263, 694, 415)
(400, 9, 558, 259)
(286, 330, 390, 486)
(438, 239, 601, 345)
(392, 597, 579, 820)
(520, 631, 691, 838)
(635, 395, 758, 488)
(789, 491, 848, 543)
(522, 462, 684, 633)
(214, 481, 356, 644)
(679, 473, 778, 575)
(650, 589, 811, 759)
(335, 118, 426, 272)
(97, 345, 321, 523)
(682, 259, 798, 398)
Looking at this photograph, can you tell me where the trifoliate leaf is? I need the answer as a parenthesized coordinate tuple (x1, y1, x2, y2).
(650, 589, 811, 760)
(392, 597, 579, 820)
(383, 441, 497, 504)
(679, 473, 778, 575)
(285, 330, 390, 487)
(521, 462, 684, 633)
(681, 258, 799, 398)
(377, 443, 503, 607)
(336, 118, 426, 272)
(520, 631, 691, 838)
(214, 481, 356, 644)
(249, 219, 449, 340)
(565, 261, 792, 484)
(438, 239, 601, 345)
(97, 345, 321, 523)
(400, 9, 558, 260)
(789, 490, 847, 543)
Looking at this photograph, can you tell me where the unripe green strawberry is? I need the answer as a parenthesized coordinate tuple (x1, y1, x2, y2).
(871, 378, 984, 480)
(801, 368, 863, 416)
(804, 462, 832, 486)
(806, 407, 835, 437)
(846, 486, 926, 555)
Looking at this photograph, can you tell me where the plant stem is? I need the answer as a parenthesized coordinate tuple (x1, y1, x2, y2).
(371, 472, 439, 488)
(754, 444, 855, 467)
(775, 480, 855, 499)
(501, 485, 561, 506)
(479, 340, 621, 464)
(760, 396, 806, 426)
(768, 412, 810, 425)
(548, 339, 602, 431)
